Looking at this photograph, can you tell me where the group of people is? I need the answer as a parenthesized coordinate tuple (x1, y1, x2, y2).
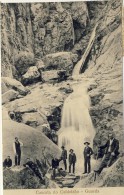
(3, 132, 120, 182)
(51, 146, 76, 177)
(51, 141, 93, 179)
(51, 132, 120, 179)
(3, 137, 23, 168)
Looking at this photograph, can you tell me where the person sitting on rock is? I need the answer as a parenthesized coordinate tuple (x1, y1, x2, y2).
(94, 132, 119, 178)
(69, 149, 76, 174)
(51, 157, 60, 179)
(3, 156, 12, 169)
(83, 141, 93, 174)
(23, 158, 45, 183)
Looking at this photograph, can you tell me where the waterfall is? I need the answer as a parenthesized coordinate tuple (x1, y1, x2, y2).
(57, 25, 98, 172)
(72, 23, 98, 76)
(58, 83, 96, 168)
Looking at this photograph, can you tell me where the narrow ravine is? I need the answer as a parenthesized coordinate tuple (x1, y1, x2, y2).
(72, 23, 98, 76)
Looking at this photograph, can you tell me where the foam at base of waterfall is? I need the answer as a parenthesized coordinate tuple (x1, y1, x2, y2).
(58, 127, 94, 159)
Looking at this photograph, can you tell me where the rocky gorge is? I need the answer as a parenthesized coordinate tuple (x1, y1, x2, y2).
(1, 0, 124, 189)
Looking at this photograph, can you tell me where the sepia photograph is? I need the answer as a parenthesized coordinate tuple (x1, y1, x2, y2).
(1, 0, 124, 192)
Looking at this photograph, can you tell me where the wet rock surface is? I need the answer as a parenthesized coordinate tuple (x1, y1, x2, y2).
(75, 157, 124, 187)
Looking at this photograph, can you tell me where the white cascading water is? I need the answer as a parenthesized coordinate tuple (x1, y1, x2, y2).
(58, 84, 95, 151)
(58, 24, 98, 173)
(58, 83, 96, 173)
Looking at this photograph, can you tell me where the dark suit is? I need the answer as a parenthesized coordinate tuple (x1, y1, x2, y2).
(23, 161, 43, 180)
(52, 159, 59, 169)
(3, 158, 12, 168)
(69, 153, 76, 173)
(52, 158, 60, 179)
(96, 138, 119, 174)
(100, 138, 119, 156)
(61, 149, 67, 170)
(83, 146, 93, 173)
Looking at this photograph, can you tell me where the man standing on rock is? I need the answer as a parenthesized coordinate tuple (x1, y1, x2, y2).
(13, 137, 23, 166)
(69, 149, 76, 174)
(94, 132, 119, 177)
(83, 141, 93, 174)
(60, 146, 67, 171)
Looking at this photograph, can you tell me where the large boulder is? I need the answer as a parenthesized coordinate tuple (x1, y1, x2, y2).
(2, 77, 27, 96)
(42, 69, 70, 83)
(21, 112, 47, 128)
(22, 66, 41, 85)
(2, 90, 19, 105)
(42, 52, 78, 75)
(42, 70, 59, 83)
(2, 120, 61, 165)
(14, 51, 35, 75)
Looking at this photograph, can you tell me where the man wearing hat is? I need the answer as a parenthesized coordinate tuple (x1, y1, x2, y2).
(83, 140, 93, 174)
(69, 149, 76, 174)
(94, 132, 119, 177)
(60, 146, 67, 170)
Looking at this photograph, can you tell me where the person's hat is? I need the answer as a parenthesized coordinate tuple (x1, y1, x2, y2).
(84, 137, 91, 145)
(61, 146, 65, 148)
(84, 142, 90, 145)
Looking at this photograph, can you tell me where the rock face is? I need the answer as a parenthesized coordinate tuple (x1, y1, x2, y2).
(2, 77, 28, 95)
(14, 51, 35, 75)
(2, 119, 61, 165)
(75, 157, 124, 187)
(22, 66, 41, 85)
(84, 0, 123, 154)
(42, 52, 78, 75)
(42, 70, 59, 83)
(2, 90, 19, 105)
(21, 112, 47, 128)
(31, 2, 75, 57)
(1, 3, 34, 78)
(1, 2, 88, 78)
(62, 2, 89, 42)
(3, 82, 67, 131)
